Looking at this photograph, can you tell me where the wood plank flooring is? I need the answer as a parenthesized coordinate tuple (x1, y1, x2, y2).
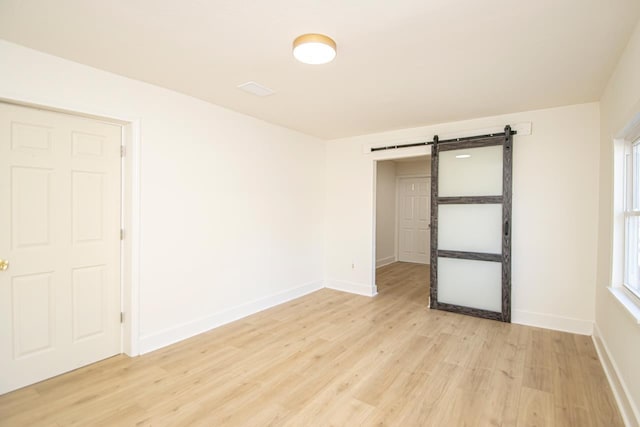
(0, 262, 623, 426)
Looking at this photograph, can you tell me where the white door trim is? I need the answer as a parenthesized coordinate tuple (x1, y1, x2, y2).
(396, 173, 430, 179)
(0, 95, 142, 357)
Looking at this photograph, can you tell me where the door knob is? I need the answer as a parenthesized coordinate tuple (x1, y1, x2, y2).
(0, 259, 8, 271)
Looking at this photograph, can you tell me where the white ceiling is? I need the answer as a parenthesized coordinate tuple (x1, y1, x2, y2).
(1, 0, 638, 139)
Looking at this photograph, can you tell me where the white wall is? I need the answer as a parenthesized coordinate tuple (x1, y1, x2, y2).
(375, 161, 397, 267)
(325, 103, 600, 333)
(595, 21, 640, 426)
(0, 40, 325, 353)
(396, 159, 430, 176)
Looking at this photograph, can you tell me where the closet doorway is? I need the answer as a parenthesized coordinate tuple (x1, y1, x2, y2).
(374, 155, 430, 297)
(375, 155, 430, 268)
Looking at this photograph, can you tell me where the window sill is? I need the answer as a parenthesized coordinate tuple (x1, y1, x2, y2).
(608, 286, 640, 325)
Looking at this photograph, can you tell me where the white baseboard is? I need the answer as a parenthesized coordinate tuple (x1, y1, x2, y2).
(376, 256, 396, 268)
(139, 280, 323, 354)
(325, 280, 377, 297)
(512, 309, 593, 335)
(593, 324, 640, 427)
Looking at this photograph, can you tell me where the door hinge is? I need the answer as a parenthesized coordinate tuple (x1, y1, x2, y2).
(120, 312, 124, 323)
(120, 229, 125, 240)
(121, 146, 126, 157)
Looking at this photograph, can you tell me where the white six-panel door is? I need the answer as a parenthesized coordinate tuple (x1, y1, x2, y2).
(0, 103, 122, 394)
(398, 177, 430, 264)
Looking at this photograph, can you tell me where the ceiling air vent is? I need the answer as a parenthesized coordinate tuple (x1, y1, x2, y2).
(237, 81, 275, 97)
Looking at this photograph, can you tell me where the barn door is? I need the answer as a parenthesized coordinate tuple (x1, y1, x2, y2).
(429, 126, 513, 322)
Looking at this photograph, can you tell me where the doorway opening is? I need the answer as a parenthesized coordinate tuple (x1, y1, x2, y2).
(374, 155, 430, 298)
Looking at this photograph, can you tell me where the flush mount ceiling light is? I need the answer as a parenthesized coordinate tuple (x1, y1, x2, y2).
(293, 33, 337, 65)
(455, 154, 472, 159)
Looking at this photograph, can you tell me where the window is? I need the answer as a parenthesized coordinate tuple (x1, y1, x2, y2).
(624, 138, 640, 299)
(611, 116, 640, 323)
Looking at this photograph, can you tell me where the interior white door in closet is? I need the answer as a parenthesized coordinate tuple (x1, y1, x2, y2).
(398, 177, 430, 264)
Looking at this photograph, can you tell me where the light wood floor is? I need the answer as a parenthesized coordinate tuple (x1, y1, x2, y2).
(0, 262, 622, 426)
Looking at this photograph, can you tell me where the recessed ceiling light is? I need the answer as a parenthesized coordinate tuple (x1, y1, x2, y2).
(455, 154, 471, 159)
(237, 81, 275, 97)
(293, 33, 337, 65)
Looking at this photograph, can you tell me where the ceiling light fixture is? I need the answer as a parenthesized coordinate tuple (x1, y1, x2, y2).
(455, 154, 471, 159)
(293, 33, 337, 65)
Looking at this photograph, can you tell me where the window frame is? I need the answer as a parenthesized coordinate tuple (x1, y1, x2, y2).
(623, 137, 640, 301)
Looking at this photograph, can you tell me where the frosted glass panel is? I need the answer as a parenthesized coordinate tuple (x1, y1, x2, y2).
(438, 258, 502, 312)
(439, 146, 503, 196)
(439, 204, 502, 253)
